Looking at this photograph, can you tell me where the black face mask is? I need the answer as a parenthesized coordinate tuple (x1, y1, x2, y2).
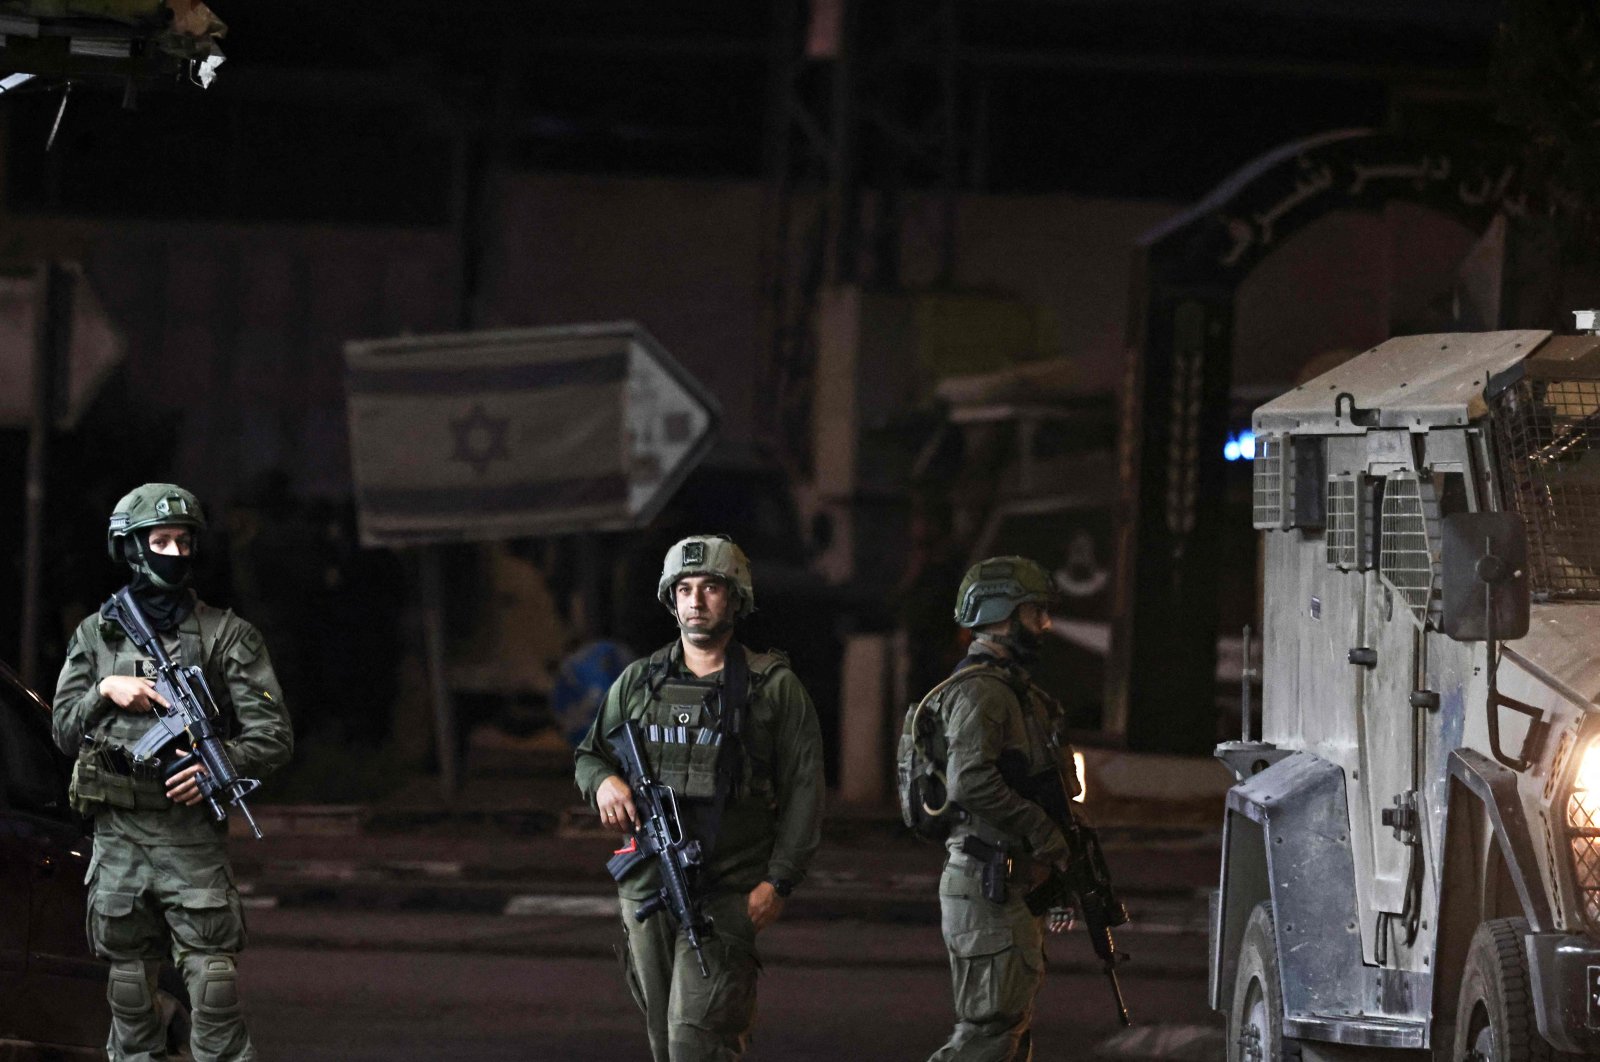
(121, 532, 196, 632)
(1005, 618, 1044, 669)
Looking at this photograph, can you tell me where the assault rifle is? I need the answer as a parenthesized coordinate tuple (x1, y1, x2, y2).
(102, 588, 263, 838)
(1000, 750, 1131, 1026)
(604, 719, 713, 977)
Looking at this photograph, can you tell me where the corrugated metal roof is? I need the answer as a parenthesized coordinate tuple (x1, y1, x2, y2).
(1253, 329, 1550, 435)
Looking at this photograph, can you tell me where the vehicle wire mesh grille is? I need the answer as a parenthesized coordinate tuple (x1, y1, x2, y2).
(1379, 471, 1440, 622)
(1252, 434, 1286, 530)
(1567, 785, 1600, 929)
(1326, 474, 1360, 569)
(1489, 376, 1600, 598)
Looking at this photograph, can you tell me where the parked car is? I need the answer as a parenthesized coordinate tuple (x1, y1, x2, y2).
(0, 656, 187, 1057)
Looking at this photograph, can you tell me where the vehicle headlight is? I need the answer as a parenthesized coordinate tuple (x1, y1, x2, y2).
(1566, 743, 1600, 928)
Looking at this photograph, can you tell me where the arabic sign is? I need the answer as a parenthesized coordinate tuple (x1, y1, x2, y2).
(0, 269, 125, 429)
(1216, 151, 1516, 271)
(1142, 131, 1531, 280)
(345, 322, 720, 546)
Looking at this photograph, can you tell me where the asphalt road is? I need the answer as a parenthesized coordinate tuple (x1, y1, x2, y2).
(239, 913, 1222, 1061)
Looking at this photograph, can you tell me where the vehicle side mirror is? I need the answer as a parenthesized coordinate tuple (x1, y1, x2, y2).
(1440, 512, 1530, 642)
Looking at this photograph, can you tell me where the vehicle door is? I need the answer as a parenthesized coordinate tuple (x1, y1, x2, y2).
(0, 663, 106, 1047)
(1360, 448, 1432, 924)
(1361, 456, 1471, 933)
(0, 785, 31, 1040)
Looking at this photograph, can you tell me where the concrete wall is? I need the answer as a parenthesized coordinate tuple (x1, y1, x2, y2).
(27, 175, 1179, 509)
(84, 223, 460, 502)
(482, 174, 1178, 459)
(1233, 201, 1480, 392)
(479, 173, 768, 449)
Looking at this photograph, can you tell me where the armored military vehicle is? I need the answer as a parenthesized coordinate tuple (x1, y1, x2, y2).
(1214, 326, 1600, 1060)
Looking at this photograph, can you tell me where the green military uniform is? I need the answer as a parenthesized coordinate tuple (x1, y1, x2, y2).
(574, 534, 824, 1062)
(926, 557, 1077, 1062)
(51, 484, 293, 1062)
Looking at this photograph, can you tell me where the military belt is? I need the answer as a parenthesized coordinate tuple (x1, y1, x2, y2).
(957, 835, 1045, 904)
(70, 738, 168, 814)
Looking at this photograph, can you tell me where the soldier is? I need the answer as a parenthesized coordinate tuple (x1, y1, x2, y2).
(574, 534, 825, 1062)
(926, 556, 1078, 1062)
(52, 483, 293, 1062)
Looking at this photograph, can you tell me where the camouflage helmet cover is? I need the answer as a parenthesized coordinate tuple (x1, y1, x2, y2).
(107, 482, 207, 562)
(954, 555, 1056, 628)
(657, 534, 755, 619)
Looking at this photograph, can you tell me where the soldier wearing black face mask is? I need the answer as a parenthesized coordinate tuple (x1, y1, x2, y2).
(52, 483, 293, 1061)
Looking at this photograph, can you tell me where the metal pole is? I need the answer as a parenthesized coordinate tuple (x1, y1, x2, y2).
(1240, 623, 1253, 743)
(418, 549, 459, 800)
(21, 263, 72, 690)
(825, 0, 859, 286)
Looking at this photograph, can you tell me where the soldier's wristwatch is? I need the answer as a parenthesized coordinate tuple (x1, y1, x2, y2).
(764, 877, 795, 898)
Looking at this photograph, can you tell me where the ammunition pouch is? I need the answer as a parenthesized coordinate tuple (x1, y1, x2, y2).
(644, 677, 728, 802)
(70, 742, 169, 816)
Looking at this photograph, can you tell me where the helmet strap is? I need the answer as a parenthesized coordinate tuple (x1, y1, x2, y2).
(976, 615, 1042, 668)
(674, 605, 737, 643)
(122, 530, 194, 592)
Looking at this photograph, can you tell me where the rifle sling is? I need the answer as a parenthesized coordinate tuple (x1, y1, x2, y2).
(693, 642, 748, 865)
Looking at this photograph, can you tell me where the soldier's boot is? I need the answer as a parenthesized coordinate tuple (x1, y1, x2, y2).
(668, 1022, 752, 1062)
(106, 958, 167, 1062)
(929, 1016, 1033, 1062)
(180, 951, 256, 1062)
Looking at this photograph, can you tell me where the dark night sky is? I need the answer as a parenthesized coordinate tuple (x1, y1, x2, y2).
(0, 0, 1503, 223)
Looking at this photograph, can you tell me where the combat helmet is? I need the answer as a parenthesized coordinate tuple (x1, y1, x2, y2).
(953, 555, 1056, 628)
(657, 534, 755, 619)
(107, 483, 206, 582)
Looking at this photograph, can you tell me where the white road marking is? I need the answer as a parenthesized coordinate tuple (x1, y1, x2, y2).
(503, 895, 621, 918)
(1095, 1023, 1225, 1060)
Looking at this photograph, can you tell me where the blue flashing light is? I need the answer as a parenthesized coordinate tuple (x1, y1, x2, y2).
(1223, 429, 1257, 462)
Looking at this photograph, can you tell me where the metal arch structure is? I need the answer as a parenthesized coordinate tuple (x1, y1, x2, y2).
(1107, 128, 1544, 753)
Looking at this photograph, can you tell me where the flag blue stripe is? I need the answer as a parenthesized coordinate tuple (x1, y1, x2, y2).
(348, 352, 626, 396)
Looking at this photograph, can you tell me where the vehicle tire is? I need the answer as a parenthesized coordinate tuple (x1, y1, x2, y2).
(1228, 901, 1303, 1062)
(156, 965, 193, 1061)
(1453, 918, 1565, 1062)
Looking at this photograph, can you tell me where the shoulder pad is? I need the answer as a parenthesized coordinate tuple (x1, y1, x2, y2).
(617, 652, 667, 702)
(746, 649, 794, 692)
(746, 648, 791, 676)
(618, 655, 658, 686)
(937, 662, 1024, 700)
(226, 624, 267, 665)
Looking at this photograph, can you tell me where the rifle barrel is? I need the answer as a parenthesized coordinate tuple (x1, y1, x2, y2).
(1107, 963, 1130, 1026)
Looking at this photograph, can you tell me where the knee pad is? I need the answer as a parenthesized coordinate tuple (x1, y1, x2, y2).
(184, 952, 242, 1018)
(107, 958, 154, 1018)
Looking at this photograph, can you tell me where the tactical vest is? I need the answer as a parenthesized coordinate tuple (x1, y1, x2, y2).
(622, 642, 791, 807)
(68, 606, 236, 816)
(897, 655, 1079, 844)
